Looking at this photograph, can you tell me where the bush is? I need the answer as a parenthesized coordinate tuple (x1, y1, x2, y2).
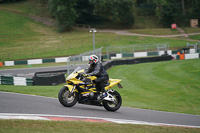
(48, 0, 78, 32)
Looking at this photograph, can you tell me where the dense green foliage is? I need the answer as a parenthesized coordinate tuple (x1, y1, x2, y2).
(48, 0, 135, 30)
(1, 0, 199, 30)
(48, 0, 78, 31)
(89, 0, 134, 25)
(75, 0, 94, 24)
(159, 0, 183, 27)
(48, 0, 200, 29)
(190, 0, 200, 20)
(137, 0, 200, 27)
(0, 0, 23, 3)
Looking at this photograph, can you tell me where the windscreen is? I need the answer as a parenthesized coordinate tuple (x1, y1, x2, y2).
(72, 67, 83, 74)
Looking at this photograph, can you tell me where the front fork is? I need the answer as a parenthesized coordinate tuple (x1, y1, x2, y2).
(68, 85, 76, 98)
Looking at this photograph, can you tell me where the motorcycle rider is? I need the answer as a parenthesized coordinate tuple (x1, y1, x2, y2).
(83, 54, 109, 99)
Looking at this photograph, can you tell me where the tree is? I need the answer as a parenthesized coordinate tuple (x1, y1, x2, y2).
(48, 0, 78, 31)
(48, 0, 135, 31)
(89, 0, 134, 26)
(116, 0, 134, 25)
(181, 0, 185, 15)
(0, 0, 24, 3)
(190, 0, 200, 20)
(75, 0, 95, 23)
(149, 0, 184, 27)
(160, 1, 183, 27)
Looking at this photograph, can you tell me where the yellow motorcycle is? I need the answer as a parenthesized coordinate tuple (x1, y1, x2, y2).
(58, 67, 123, 111)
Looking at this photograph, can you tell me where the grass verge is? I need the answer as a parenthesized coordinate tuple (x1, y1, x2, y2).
(107, 58, 200, 115)
(128, 28, 180, 35)
(0, 85, 60, 98)
(188, 34, 200, 40)
(0, 120, 199, 133)
(183, 27, 200, 33)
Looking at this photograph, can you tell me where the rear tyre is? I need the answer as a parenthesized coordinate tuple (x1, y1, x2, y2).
(103, 90, 122, 112)
(58, 86, 78, 107)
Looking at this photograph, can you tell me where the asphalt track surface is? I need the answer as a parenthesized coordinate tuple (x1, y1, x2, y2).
(0, 67, 200, 128)
(0, 91, 200, 128)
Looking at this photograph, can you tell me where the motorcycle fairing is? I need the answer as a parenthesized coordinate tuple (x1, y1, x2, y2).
(76, 83, 98, 94)
(64, 85, 78, 92)
(105, 78, 122, 90)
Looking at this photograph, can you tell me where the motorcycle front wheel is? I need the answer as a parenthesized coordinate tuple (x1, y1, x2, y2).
(103, 90, 122, 112)
(58, 86, 78, 107)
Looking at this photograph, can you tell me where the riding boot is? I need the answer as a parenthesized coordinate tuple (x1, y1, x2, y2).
(101, 87, 107, 99)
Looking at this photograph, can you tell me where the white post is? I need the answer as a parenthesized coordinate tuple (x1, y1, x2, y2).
(89, 28, 97, 52)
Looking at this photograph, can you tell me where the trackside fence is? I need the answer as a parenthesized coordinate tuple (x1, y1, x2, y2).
(106, 43, 170, 59)
(66, 47, 103, 75)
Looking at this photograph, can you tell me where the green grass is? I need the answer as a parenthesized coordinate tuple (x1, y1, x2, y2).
(1, 59, 200, 115)
(182, 27, 200, 40)
(0, 0, 51, 18)
(128, 28, 180, 35)
(0, 120, 199, 133)
(183, 27, 200, 33)
(107, 58, 200, 115)
(0, 12, 35, 36)
(0, 85, 61, 98)
(133, 15, 162, 29)
(189, 34, 200, 40)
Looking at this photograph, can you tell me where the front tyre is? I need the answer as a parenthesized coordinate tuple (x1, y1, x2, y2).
(58, 86, 78, 107)
(103, 90, 122, 112)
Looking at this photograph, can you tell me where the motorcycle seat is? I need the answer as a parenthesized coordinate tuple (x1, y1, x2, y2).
(104, 82, 110, 87)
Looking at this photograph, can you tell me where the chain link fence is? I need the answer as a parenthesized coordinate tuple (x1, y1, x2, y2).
(106, 43, 169, 59)
(66, 47, 103, 75)
(187, 42, 200, 53)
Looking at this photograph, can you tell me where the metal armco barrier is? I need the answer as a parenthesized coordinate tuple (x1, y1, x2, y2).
(103, 55, 173, 70)
(33, 70, 67, 85)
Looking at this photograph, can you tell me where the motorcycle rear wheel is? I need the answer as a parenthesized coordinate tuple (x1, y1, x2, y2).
(103, 90, 122, 112)
(58, 86, 78, 107)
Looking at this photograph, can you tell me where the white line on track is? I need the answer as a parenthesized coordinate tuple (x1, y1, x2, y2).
(0, 113, 199, 128)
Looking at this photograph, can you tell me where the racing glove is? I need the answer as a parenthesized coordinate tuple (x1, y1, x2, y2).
(82, 74, 88, 77)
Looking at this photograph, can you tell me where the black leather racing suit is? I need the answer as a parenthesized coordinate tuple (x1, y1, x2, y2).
(85, 62, 109, 93)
